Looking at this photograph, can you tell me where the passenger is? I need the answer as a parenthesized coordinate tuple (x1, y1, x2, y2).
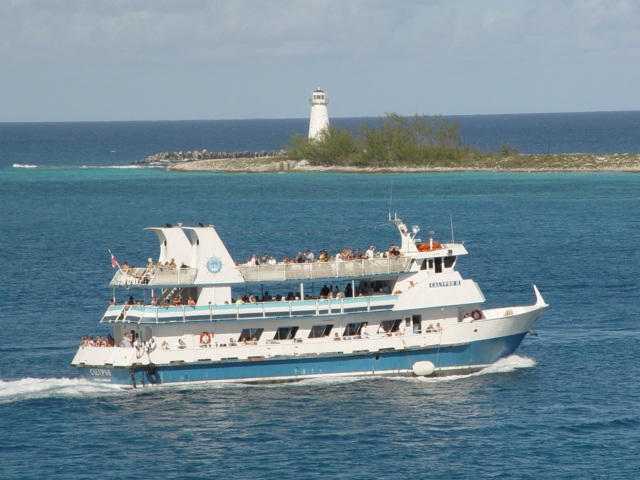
(121, 261, 130, 271)
(161, 341, 170, 350)
(107, 334, 115, 347)
(336, 289, 345, 299)
(169, 258, 177, 269)
(305, 249, 315, 262)
(320, 285, 330, 297)
(120, 333, 132, 348)
(435, 323, 442, 331)
(462, 313, 473, 323)
(251, 254, 260, 266)
(268, 256, 277, 265)
(353, 248, 362, 259)
(378, 324, 386, 335)
(235, 296, 245, 304)
(334, 332, 341, 341)
(360, 322, 369, 338)
(366, 245, 376, 259)
(413, 322, 421, 334)
(426, 323, 434, 332)
(345, 283, 353, 297)
(178, 339, 187, 349)
(188, 296, 196, 306)
(146, 258, 154, 269)
(173, 296, 182, 306)
(156, 261, 164, 270)
(318, 249, 328, 262)
(109, 299, 116, 306)
(80, 335, 89, 346)
(262, 253, 269, 264)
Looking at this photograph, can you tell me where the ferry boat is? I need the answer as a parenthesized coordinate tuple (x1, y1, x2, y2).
(71, 215, 547, 388)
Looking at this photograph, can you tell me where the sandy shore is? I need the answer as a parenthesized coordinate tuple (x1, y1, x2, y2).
(166, 153, 640, 173)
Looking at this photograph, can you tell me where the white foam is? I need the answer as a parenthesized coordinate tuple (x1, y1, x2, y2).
(12, 163, 38, 168)
(0, 377, 122, 403)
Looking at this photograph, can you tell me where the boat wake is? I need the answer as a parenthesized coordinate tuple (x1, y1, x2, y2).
(0, 377, 122, 404)
(12, 163, 38, 168)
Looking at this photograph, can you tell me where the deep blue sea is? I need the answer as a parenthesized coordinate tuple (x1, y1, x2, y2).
(1, 112, 639, 479)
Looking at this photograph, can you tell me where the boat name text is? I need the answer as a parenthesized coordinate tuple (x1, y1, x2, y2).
(429, 281, 461, 288)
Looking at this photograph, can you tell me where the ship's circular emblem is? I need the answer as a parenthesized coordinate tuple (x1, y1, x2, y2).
(206, 256, 222, 274)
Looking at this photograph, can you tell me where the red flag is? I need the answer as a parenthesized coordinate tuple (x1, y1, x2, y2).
(109, 250, 119, 269)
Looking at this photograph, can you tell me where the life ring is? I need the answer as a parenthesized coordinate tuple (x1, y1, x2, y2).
(200, 332, 211, 345)
(472, 310, 483, 320)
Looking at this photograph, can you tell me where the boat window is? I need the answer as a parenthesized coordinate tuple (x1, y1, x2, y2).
(420, 259, 428, 270)
(434, 257, 442, 273)
(444, 256, 456, 268)
(379, 319, 403, 333)
(274, 326, 299, 340)
(309, 324, 333, 338)
(238, 328, 264, 342)
(412, 315, 422, 333)
(343, 323, 362, 336)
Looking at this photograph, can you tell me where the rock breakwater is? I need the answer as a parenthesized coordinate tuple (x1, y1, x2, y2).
(134, 149, 288, 165)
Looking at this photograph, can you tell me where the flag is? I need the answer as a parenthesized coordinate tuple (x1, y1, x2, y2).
(109, 249, 119, 269)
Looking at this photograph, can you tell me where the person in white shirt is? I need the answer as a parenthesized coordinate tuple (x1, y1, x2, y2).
(360, 322, 369, 338)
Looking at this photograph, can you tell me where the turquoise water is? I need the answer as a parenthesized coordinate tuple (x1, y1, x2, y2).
(1, 163, 639, 478)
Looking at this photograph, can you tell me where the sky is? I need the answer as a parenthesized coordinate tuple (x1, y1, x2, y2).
(2, 0, 640, 122)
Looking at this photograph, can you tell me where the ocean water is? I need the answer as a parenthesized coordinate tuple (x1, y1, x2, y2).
(1, 113, 640, 479)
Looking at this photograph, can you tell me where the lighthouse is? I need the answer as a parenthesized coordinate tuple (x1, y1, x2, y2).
(308, 88, 330, 140)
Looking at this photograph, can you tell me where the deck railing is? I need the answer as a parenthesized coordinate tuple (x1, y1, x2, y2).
(109, 267, 198, 287)
(101, 294, 398, 325)
(238, 257, 412, 282)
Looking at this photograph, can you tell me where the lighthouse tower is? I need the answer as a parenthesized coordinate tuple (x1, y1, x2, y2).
(308, 88, 330, 140)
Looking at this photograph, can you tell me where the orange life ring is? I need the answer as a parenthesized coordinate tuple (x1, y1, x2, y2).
(471, 310, 483, 320)
(200, 332, 211, 344)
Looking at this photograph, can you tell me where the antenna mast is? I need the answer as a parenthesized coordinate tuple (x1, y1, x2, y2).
(450, 213, 455, 243)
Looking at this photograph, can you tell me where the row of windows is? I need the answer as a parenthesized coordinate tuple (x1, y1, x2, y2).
(238, 317, 421, 342)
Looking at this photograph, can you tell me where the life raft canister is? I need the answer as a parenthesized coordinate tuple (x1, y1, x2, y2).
(200, 332, 211, 344)
(417, 242, 442, 252)
(471, 310, 483, 320)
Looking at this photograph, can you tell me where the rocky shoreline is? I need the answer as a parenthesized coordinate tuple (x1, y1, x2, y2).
(135, 150, 640, 173)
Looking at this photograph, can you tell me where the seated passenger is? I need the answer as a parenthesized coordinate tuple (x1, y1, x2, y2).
(413, 323, 421, 334)
(360, 322, 369, 338)
(462, 313, 473, 323)
(178, 339, 187, 349)
(188, 296, 196, 306)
